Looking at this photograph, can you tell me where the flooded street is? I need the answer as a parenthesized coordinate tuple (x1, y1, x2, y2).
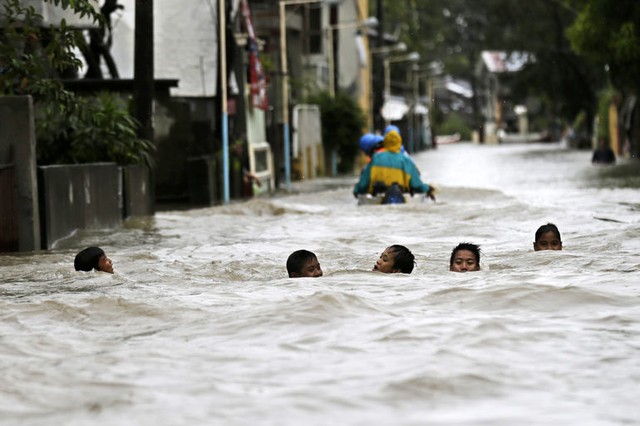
(1, 142, 640, 425)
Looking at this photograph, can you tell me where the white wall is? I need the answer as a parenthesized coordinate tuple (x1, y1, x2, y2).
(110, 0, 219, 97)
(336, 1, 361, 92)
(19, 0, 99, 28)
(108, 0, 135, 79)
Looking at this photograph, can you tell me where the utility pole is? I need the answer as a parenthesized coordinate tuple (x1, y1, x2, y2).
(219, 0, 230, 204)
(373, 0, 384, 132)
(233, 8, 247, 149)
(133, 0, 154, 142)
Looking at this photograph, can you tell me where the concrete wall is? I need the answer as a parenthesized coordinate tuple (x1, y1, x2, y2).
(336, 0, 364, 96)
(292, 104, 323, 180)
(39, 164, 121, 249)
(0, 96, 41, 252)
(0, 101, 154, 251)
(122, 165, 154, 217)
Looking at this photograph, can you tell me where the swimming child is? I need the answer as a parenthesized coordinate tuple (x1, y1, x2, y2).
(74, 247, 114, 273)
(449, 242, 481, 272)
(373, 245, 415, 274)
(287, 250, 323, 278)
(533, 223, 563, 251)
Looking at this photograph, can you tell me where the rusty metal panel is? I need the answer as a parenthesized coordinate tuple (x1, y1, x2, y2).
(0, 164, 19, 252)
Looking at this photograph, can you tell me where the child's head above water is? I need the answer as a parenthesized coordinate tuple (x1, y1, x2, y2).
(450, 242, 481, 272)
(373, 245, 415, 274)
(74, 247, 114, 273)
(533, 223, 562, 251)
(287, 250, 323, 278)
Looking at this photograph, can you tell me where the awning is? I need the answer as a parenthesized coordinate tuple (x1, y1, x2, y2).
(381, 97, 409, 121)
(445, 79, 473, 98)
(414, 103, 429, 115)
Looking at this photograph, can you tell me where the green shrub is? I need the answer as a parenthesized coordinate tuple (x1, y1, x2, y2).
(306, 91, 366, 174)
(438, 112, 472, 140)
(36, 92, 155, 166)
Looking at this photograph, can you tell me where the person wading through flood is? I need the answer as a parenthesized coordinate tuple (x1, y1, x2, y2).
(353, 130, 435, 203)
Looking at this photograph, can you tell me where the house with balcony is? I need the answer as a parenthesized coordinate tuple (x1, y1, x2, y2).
(475, 50, 533, 143)
(104, 0, 371, 193)
(249, 0, 371, 178)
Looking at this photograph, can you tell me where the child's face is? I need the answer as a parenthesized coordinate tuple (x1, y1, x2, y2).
(534, 231, 562, 251)
(295, 258, 323, 277)
(450, 249, 479, 272)
(373, 248, 398, 273)
(98, 254, 114, 274)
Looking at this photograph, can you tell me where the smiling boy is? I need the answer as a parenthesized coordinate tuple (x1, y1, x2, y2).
(373, 245, 415, 274)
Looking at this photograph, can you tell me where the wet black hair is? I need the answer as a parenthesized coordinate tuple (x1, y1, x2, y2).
(449, 242, 481, 268)
(535, 223, 561, 242)
(388, 244, 415, 274)
(74, 247, 105, 272)
(287, 250, 318, 277)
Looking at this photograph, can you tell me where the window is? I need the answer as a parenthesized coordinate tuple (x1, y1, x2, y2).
(307, 6, 322, 54)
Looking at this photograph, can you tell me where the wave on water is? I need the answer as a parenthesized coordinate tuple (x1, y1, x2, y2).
(161, 195, 338, 218)
(217, 289, 392, 335)
(2, 143, 639, 426)
(382, 372, 504, 399)
(285, 290, 391, 320)
(2, 295, 168, 323)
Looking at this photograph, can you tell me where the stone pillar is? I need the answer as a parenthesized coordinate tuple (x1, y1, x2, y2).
(0, 96, 41, 251)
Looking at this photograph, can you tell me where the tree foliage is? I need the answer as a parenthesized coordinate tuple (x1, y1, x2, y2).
(566, 0, 640, 92)
(374, 0, 607, 131)
(0, 0, 154, 166)
(0, 0, 89, 101)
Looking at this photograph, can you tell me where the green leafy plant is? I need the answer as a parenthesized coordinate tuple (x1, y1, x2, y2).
(37, 92, 155, 166)
(439, 111, 472, 140)
(1, 0, 153, 166)
(0, 0, 94, 97)
(306, 91, 366, 174)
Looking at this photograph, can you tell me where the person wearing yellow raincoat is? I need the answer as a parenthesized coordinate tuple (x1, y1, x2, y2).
(353, 130, 434, 201)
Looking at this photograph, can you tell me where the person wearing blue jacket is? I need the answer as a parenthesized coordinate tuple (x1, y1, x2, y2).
(353, 129, 434, 200)
(359, 132, 384, 161)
